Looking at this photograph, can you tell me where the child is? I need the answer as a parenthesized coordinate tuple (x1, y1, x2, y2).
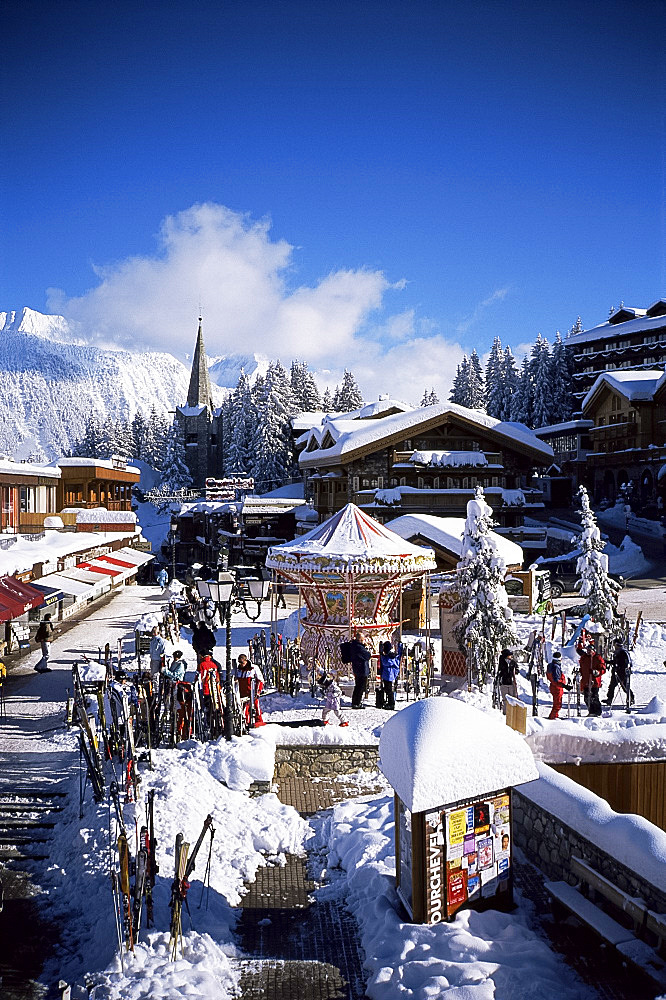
(320, 673, 349, 727)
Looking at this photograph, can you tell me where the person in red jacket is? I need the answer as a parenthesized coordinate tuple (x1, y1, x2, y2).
(237, 654, 265, 727)
(576, 635, 606, 716)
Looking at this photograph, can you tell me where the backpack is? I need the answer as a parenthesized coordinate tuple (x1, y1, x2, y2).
(339, 641, 352, 664)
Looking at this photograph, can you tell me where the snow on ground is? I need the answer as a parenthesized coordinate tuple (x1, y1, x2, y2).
(324, 795, 589, 1000)
(7, 582, 666, 998)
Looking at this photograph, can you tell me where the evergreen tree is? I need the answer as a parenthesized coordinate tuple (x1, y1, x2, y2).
(331, 385, 342, 411)
(499, 347, 520, 420)
(510, 354, 533, 425)
(160, 421, 193, 490)
(112, 418, 134, 459)
(468, 350, 486, 410)
(301, 369, 322, 411)
(322, 387, 333, 411)
(485, 337, 504, 418)
(251, 363, 293, 490)
(549, 332, 574, 424)
(132, 410, 149, 461)
(453, 488, 518, 688)
(575, 486, 619, 625)
(529, 334, 552, 428)
(449, 355, 470, 405)
(226, 369, 256, 473)
(420, 388, 440, 406)
(290, 360, 305, 409)
(336, 370, 364, 412)
(571, 316, 583, 336)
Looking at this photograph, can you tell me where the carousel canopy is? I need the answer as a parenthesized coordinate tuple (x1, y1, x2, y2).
(266, 503, 437, 576)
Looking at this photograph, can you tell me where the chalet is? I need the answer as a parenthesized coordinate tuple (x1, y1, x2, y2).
(296, 401, 553, 547)
(55, 457, 140, 513)
(581, 369, 666, 506)
(533, 418, 594, 504)
(565, 298, 666, 408)
(0, 458, 60, 533)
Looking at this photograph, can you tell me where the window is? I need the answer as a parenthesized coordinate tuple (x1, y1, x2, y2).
(417, 477, 424, 489)
(597, 417, 605, 427)
(377, 476, 384, 488)
(447, 477, 454, 488)
(400, 477, 406, 486)
(19, 486, 36, 513)
(492, 476, 499, 487)
(352, 476, 360, 492)
(433, 477, 440, 489)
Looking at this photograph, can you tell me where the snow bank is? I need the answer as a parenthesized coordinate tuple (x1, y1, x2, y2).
(379, 699, 538, 812)
(518, 762, 666, 892)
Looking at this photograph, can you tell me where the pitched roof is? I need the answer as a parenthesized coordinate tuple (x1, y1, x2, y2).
(299, 401, 553, 467)
(581, 369, 666, 412)
(186, 317, 214, 410)
(266, 502, 436, 575)
(386, 513, 523, 566)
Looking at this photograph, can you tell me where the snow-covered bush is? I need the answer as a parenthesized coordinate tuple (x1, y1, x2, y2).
(575, 485, 619, 625)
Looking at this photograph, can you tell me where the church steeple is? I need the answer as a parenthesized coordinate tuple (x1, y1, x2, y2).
(186, 316, 214, 410)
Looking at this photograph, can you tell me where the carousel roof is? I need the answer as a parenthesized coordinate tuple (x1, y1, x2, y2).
(266, 503, 437, 576)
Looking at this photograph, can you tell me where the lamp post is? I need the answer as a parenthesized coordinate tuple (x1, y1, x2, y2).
(170, 514, 179, 581)
(196, 569, 271, 740)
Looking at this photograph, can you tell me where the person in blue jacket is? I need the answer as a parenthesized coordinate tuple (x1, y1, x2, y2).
(379, 640, 403, 710)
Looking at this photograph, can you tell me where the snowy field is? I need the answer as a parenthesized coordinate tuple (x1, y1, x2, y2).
(4, 584, 666, 999)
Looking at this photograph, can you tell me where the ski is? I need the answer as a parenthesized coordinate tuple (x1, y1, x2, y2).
(118, 830, 134, 951)
(169, 833, 190, 959)
(146, 790, 158, 928)
(132, 829, 148, 937)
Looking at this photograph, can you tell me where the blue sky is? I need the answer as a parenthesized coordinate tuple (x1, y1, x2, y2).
(2, 0, 664, 401)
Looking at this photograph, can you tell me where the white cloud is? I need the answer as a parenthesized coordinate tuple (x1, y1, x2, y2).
(46, 202, 468, 402)
(455, 287, 510, 335)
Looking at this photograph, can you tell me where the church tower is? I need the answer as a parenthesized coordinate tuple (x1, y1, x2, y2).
(175, 318, 223, 487)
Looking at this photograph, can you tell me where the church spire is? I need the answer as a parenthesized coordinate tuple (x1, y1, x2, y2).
(186, 316, 214, 410)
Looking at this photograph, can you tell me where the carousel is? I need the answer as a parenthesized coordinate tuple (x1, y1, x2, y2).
(265, 503, 437, 671)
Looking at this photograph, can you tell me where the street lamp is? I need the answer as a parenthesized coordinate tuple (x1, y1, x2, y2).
(195, 569, 271, 740)
(170, 513, 179, 581)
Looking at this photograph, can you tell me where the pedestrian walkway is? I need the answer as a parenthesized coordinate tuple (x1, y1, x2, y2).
(234, 773, 377, 999)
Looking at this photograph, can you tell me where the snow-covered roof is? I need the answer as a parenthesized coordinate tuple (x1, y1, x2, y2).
(299, 402, 553, 468)
(75, 507, 137, 524)
(534, 419, 594, 436)
(386, 514, 523, 567)
(566, 312, 666, 347)
(291, 398, 412, 434)
(379, 698, 538, 812)
(581, 369, 665, 412)
(0, 528, 141, 577)
(266, 502, 437, 576)
(0, 458, 61, 479)
(176, 404, 207, 417)
(54, 457, 140, 475)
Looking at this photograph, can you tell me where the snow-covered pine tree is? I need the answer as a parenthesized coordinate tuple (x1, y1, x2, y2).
(453, 487, 518, 687)
(449, 355, 470, 405)
(571, 316, 583, 336)
(510, 354, 533, 425)
(420, 388, 439, 406)
(336, 370, 364, 412)
(251, 362, 293, 490)
(529, 334, 552, 429)
(331, 385, 342, 411)
(301, 369, 321, 411)
(549, 332, 574, 424)
(160, 420, 193, 490)
(485, 337, 504, 418)
(322, 387, 333, 411)
(290, 360, 305, 409)
(468, 350, 485, 410)
(132, 410, 149, 461)
(225, 369, 256, 473)
(574, 485, 619, 625)
(112, 418, 134, 460)
(499, 347, 520, 420)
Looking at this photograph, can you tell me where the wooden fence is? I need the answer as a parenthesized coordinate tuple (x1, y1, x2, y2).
(549, 761, 666, 832)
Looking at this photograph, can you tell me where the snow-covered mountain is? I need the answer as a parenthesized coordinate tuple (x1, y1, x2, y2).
(0, 308, 249, 461)
(208, 352, 268, 388)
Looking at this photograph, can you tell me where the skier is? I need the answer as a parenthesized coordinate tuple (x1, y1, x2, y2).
(191, 620, 216, 665)
(379, 641, 403, 711)
(320, 672, 349, 726)
(497, 649, 518, 715)
(576, 634, 606, 716)
(604, 637, 635, 706)
(236, 654, 265, 727)
(156, 566, 168, 590)
(546, 650, 567, 720)
(163, 649, 186, 683)
(349, 631, 372, 709)
(34, 614, 56, 673)
(198, 654, 222, 730)
(148, 626, 167, 678)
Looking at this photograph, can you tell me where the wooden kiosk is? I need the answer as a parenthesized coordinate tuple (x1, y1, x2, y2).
(379, 698, 538, 923)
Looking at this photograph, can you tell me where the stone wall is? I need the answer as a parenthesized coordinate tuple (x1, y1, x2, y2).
(274, 744, 379, 780)
(512, 787, 666, 913)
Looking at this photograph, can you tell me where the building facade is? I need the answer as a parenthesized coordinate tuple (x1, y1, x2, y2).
(55, 457, 140, 513)
(0, 459, 60, 533)
(565, 299, 666, 409)
(296, 402, 553, 549)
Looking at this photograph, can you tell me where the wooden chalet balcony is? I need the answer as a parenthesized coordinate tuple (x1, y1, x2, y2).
(392, 450, 502, 467)
(353, 489, 503, 511)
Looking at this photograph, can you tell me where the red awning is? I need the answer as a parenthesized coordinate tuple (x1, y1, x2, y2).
(77, 561, 122, 577)
(0, 575, 46, 620)
(98, 555, 135, 569)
